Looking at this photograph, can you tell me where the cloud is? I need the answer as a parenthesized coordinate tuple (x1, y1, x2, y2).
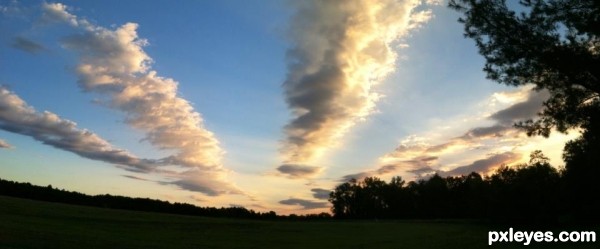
(461, 125, 511, 140)
(342, 157, 436, 182)
(441, 152, 521, 176)
(11, 36, 45, 54)
(277, 164, 321, 178)
(165, 170, 243, 197)
(0, 138, 13, 149)
(40, 2, 77, 26)
(188, 195, 206, 203)
(362, 87, 549, 180)
(279, 0, 435, 174)
(407, 166, 435, 177)
(122, 175, 150, 181)
(461, 90, 548, 140)
(310, 188, 331, 200)
(490, 90, 548, 124)
(40, 4, 239, 197)
(279, 198, 328, 210)
(341, 172, 371, 182)
(0, 0, 23, 16)
(0, 86, 161, 172)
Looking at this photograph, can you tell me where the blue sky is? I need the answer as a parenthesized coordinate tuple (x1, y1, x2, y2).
(0, 0, 576, 214)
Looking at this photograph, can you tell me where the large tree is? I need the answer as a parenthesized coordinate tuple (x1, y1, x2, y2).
(450, 0, 600, 220)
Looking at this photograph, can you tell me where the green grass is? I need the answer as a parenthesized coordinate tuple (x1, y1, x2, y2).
(0, 195, 597, 249)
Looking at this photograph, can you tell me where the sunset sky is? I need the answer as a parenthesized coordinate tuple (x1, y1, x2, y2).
(0, 0, 577, 214)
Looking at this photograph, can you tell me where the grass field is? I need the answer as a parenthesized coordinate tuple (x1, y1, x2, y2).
(0, 195, 597, 248)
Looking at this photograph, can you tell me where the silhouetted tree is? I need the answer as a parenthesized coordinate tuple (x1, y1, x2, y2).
(562, 109, 600, 221)
(0, 178, 285, 220)
(449, 0, 600, 221)
(449, 0, 599, 136)
(328, 150, 582, 223)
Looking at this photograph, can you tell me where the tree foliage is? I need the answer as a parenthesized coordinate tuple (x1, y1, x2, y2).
(449, 0, 600, 137)
(0, 178, 332, 221)
(329, 151, 569, 223)
(449, 0, 600, 220)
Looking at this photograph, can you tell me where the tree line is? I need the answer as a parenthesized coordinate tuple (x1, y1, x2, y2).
(329, 151, 597, 223)
(0, 178, 330, 220)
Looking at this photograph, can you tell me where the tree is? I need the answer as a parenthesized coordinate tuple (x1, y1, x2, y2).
(449, 0, 599, 135)
(450, 0, 600, 221)
(329, 180, 357, 218)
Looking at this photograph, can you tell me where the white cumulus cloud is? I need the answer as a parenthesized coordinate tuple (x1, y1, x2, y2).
(279, 0, 435, 177)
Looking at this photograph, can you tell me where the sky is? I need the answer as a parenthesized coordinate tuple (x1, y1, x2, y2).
(0, 0, 578, 214)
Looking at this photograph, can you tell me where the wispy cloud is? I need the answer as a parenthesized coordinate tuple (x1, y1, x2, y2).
(38, 3, 240, 197)
(278, 0, 435, 177)
(11, 36, 45, 54)
(40, 2, 77, 26)
(344, 87, 549, 180)
(279, 198, 328, 210)
(164, 170, 244, 197)
(277, 164, 321, 178)
(0, 86, 160, 171)
(310, 188, 331, 200)
(0, 0, 23, 16)
(0, 138, 13, 149)
(122, 175, 150, 181)
(440, 152, 520, 176)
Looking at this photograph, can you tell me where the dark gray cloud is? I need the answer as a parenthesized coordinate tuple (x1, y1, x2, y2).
(122, 175, 150, 181)
(376, 164, 398, 174)
(277, 164, 321, 178)
(279, 198, 328, 209)
(490, 90, 548, 124)
(407, 166, 435, 177)
(11, 36, 45, 54)
(443, 152, 520, 177)
(340, 172, 371, 183)
(339, 164, 398, 182)
(341, 158, 435, 182)
(310, 188, 331, 200)
(164, 170, 244, 197)
(279, 0, 433, 169)
(0, 86, 161, 172)
(169, 180, 222, 197)
(461, 125, 511, 140)
(425, 141, 458, 153)
(460, 90, 548, 140)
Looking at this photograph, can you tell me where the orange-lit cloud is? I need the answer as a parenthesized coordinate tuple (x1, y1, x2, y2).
(0, 138, 12, 149)
(40, 3, 240, 197)
(344, 87, 568, 181)
(279, 0, 436, 177)
(441, 152, 521, 176)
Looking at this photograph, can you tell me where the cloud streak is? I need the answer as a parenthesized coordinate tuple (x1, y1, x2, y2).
(12, 36, 45, 54)
(279, 198, 328, 210)
(441, 152, 520, 176)
(279, 0, 434, 176)
(39, 3, 240, 196)
(0, 86, 160, 171)
(310, 188, 331, 200)
(277, 164, 321, 178)
(345, 88, 547, 180)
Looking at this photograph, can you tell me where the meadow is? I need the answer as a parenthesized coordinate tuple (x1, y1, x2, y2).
(0, 195, 596, 249)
